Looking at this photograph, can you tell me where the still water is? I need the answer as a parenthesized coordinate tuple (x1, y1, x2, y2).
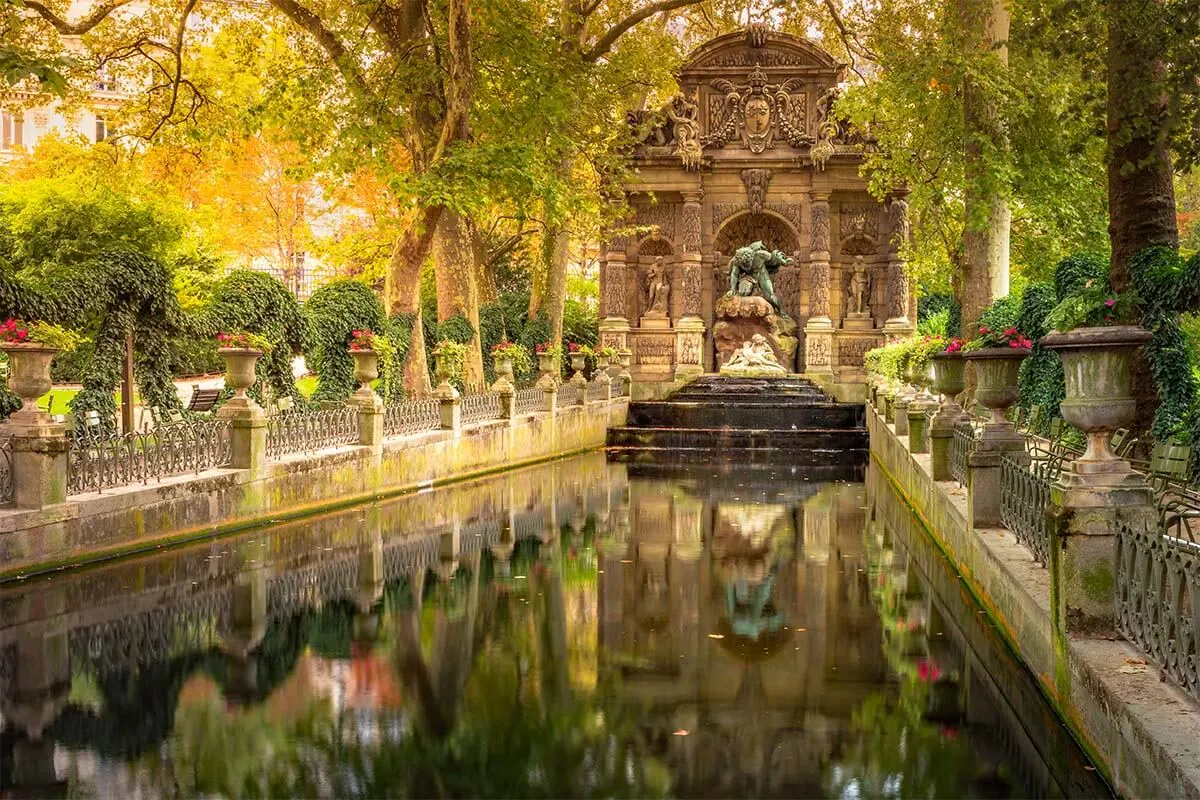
(0, 453, 1110, 798)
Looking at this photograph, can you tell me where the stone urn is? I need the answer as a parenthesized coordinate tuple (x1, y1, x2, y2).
(568, 351, 587, 385)
(433, 348, 461, 398)
(593, 353, 612, 386)
(963, 347, 1029, 429)
(490, 353, 515, 392)
(349, 349, 379, 396)
(1, 343, 58, 422)
(218, 347, 263, 401)
(930, 351, 968, 423)
(1041, 325, 1152, 476)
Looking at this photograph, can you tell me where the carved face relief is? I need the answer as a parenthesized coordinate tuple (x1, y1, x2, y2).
(745, 97, 771, 137)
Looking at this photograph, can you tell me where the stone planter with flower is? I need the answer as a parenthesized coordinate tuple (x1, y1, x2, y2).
(962, 324, 1031, 451)
(489, 341, 531, 393)
(593, 345, 617, 386)
(348, 328, 390, 411)
(1041, 286, 1150, 485)
(0, 318, 83, 424)
(567, 342, 588, 385)
(930, 338, 969, 425)
(535, 342, 561, 390)
(216, 331, 273, 416)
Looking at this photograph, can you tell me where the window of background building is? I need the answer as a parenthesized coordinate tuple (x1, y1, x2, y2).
(95, 116, 109, 142)
(1, 112, 23, 149)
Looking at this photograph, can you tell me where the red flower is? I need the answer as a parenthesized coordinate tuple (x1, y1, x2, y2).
(1004, 327, 1017, 336)
(979, 326, 989, 334)
(568, 342, 580, 353)
(917, 660, 941, 682)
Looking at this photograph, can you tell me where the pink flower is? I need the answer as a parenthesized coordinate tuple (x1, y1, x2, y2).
(1004, 327, 1017, 336)
(1104, 298, 1116, 308)
(917, 660, 941, 682)
(979, 326, 989, 334)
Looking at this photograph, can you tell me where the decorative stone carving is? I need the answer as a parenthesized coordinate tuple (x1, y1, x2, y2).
(765, 203, 802, 235)
(667, 92, 702, 170)
(889, 195, 910, 251)
(887, 261, 909, 321)
(637, 203, 675, 241)
(713, 213, 799, 256)
(808, 261, 830, 318)
(721, 334, 788, 376)
(837, 337, 879, 367)
(644, 257, 670, 316)
(806, 334, 831, 367)
(741, 168, 772, 213)
(705, 67, 806, 153)
(681, 201, 703, 254)
(638, 238, 672, 257)
(810, 202, 830, 253)
(712, 202, 744, 230)
(605, 261, 627, 318)
(606, 234, 628, 254)
(840, 203, 879, 242)
(635, 335, 674, 366)
(680, 262, 703, 315)
(773, 264, 802, 319)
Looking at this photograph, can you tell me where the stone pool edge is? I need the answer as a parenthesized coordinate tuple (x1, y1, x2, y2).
(868, 408, 1200, 800)
(0, 399, 628, 582)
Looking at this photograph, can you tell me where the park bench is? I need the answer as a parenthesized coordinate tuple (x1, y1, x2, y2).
(186, 384, 222, 413)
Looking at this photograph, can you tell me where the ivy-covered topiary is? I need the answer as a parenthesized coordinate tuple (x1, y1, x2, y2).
(437, 314, 476, 345)
(478, 303, 508, 385)
(304, 280, 390, 402)
(1053, 252, 1108, 301)
(1015, 282, 1063, 433)
(1131, 246, 1200, 447)
(200, 270, 306, 405)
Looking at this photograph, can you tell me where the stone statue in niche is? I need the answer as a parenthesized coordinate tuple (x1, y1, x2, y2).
(720, 334, 788, 376)
(725, 241, 791, 315)
(847, 256, 871, 316)
(644, 257, 670, 316)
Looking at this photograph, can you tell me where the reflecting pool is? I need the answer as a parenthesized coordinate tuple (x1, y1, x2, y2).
(0, 453, 1110, 797)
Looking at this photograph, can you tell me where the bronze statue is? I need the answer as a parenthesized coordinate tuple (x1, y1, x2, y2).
(726, 241, 792, 316)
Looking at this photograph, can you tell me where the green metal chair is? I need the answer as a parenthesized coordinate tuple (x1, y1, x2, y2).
(1111, 428, 1138, 459)
(1147, 443, 1194, 495)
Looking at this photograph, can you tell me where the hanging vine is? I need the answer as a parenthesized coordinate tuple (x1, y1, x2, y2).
(304, 280, 401, 402)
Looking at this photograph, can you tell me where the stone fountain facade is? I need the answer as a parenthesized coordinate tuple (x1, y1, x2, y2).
(597, 28, 914, 399)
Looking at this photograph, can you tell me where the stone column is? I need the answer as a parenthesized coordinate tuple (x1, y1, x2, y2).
(598, 215, 633, 358)
(1049, 456, 1157, 634)
(804, 193, 834, 374)
(967, 426, 1027, 529)
(675, 190, 706, 381)
(5, 413, 69, 510)
(353, 383, 384, 451)
(217, 388, 267, 474)
(436, 380, 462, 433)
(883, 190, 914, 338)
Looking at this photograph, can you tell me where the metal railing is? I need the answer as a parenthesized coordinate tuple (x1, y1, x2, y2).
(1116, 488, 1200, 701)
(587, 381, 610, 402)
(384, 397, 441, 437)
(67, 418, 233, 495)
(514, 387, 543, 416)
(461, 392, 502, 425)
(557, 382, 582, 408)
(266, 404, 359, 459)
(950, 424, 975, 487)
(0, 438, 12, 504)
(999, 449, 1059, 566)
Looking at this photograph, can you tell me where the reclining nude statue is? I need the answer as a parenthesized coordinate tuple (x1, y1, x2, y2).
(721, 334, 788, 375)
(726, 241, 792, 315)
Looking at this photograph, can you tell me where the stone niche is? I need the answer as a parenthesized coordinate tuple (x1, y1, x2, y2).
(598, 26, 912, 392)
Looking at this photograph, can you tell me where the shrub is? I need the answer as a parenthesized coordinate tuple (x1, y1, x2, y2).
(304, 280, 392, 402)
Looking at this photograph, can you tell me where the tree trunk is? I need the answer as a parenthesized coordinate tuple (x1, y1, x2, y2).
(434, 209, 486, 387)
(1106, 0, 1179, 436)
(958, 0, 1011, 337)
(541, 224, 570, 344)
(1106, 1, 1178, 291)
(387, 205, 443, 396)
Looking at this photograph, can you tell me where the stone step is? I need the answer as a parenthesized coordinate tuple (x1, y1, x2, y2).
(618, 459, 867, 483)
(626, 402, 864, 430)
(606, 425, 868, 452)
(606, 444, 868, 467)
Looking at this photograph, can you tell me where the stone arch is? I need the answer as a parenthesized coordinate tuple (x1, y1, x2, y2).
(636, 237, 674, 257)
(712, 211, 800, 256)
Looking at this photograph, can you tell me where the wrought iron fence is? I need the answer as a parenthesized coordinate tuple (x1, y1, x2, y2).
(999, 450, 1058, 565)
(514, 387, 543, 416)
(587, 380, 611, 402)
(461, 391, 502, 424)
(557, 382, 582, 408)
(950, 424, 975, 487)
(67, 418, 233, 495)
(266, 404, 359, 459)
(0, 438, 11, 505)
(613, 378, 630, 398)
(1115, 488, 1200, 701)
(384, 397, 441, 438)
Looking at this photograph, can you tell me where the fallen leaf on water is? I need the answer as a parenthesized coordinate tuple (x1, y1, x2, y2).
(673, 730, 689, 736)
(707, 633, 724, 639)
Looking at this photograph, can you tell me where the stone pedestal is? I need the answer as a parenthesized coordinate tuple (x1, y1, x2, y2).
(674, 316, 706, 380)
(639, 314, 671, 330)
(842, 314, 874, 331)
(436, 382, 462, 432)
(498, 386, 516, 422)
(929, 411, 962, 481)
(892, 391, 913, 436)
(599, 316, 631, 354)
(5, 418, 69, 509)
(217, 396, 267, 473)
(353, 390, 384, 450)
(967, 427, 1027, 528)
(1049, 474, 1155, 634)
(804, 319, 834, 375)
(907, 398, 937, 453)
